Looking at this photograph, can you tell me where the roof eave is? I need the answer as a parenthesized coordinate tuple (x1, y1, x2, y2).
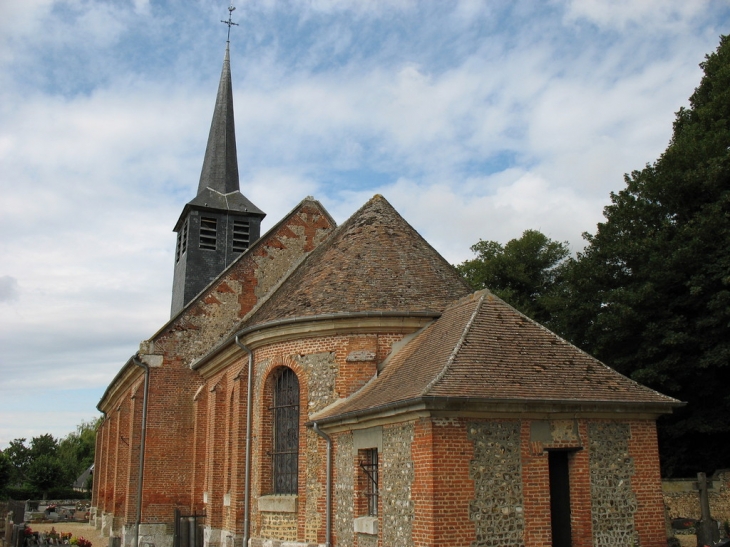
(308, 395, 685, 428)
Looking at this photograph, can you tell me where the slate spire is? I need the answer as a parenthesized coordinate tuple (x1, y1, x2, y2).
(197, 43, 239, 195)
(170, 39, 265, 317)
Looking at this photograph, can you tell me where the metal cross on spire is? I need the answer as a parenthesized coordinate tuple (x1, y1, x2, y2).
(221, 3, 239, 42)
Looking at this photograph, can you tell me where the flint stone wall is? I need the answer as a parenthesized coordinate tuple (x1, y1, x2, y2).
(381, 422, 415, 547)
(589, 422, 638, 546)
(467, 421, 524, 547)
(293, 352, 337, 414)
(334, 432, 355, 547)
(663, 470, 730, 523)
(259, 513, 297, 542)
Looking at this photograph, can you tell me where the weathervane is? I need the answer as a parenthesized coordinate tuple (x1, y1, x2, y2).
(221, 3, 239, 42)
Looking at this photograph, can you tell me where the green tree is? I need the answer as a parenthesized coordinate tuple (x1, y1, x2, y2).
(27, 454, 67, 497)
(4, 438, 31, 486)
(561, 35, 730, 476)
(457, 229, 570, 325)
(58, 419, 99, 487)
(0, 451, 12, 494)
(30, 434, 58, 460)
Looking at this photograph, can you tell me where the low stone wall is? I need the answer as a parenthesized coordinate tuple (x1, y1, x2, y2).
(663, 470, 730, 525)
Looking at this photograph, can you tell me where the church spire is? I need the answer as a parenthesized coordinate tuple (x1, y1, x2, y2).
(170, 23, 265, 317)
(197, 43, 239, 195)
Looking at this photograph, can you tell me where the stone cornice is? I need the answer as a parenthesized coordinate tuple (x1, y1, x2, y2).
(308, 396, 679, 432)
(97, 361, 142, 414)
(192, 312, 437, 377)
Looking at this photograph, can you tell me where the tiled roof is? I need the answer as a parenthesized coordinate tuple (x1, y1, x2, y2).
(246, 195, 472, 324)
(316, 290, 680, 421)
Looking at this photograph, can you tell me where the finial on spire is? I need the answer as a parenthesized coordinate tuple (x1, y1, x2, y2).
(221, 3, 239, 42)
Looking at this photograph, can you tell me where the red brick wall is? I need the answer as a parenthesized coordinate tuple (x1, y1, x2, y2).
(124, 385, 142, 524)
(191, 386, 208, 515)
(629, 420, 666, 547)
(93, 201, 335, 531)
(521, 421, 553, 546)
(112, 399, 130, 527)
(569, 421, 593, 547)
(420, 418, 476, 547)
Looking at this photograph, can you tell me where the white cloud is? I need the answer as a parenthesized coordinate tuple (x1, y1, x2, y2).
(564, 0, 712, 31)
(0, 276, 19, 303)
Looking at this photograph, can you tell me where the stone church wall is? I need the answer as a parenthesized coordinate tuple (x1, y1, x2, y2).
(246, 333, 407, 546)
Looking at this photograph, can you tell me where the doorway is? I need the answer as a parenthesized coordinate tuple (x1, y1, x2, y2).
(548, 450, 572, 547)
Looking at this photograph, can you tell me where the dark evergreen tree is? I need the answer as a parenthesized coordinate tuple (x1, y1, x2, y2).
(561, 35, 730, 476)
(0, 451, 12, 495)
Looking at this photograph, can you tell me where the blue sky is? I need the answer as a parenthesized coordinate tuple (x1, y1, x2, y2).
(1, 0, 729, 448)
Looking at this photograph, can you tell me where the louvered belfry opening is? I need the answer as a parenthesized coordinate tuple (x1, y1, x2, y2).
(272, 367, 299, 494)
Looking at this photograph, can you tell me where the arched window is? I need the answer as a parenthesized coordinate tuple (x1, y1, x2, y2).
(272, 367, 299, 494)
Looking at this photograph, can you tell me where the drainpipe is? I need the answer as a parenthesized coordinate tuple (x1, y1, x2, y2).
(131, 355, 150, 547)
(234, 336, 254, 547)
(311, 423, 332, 547)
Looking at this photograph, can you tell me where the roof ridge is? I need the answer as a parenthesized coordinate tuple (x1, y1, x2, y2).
(422, 291, 486, 395)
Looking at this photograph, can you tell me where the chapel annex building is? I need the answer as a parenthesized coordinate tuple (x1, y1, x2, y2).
(92, 43, 681, 547)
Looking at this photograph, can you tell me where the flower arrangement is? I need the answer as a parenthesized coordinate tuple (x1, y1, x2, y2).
(23, 527, 34, 537)
(74, 537, 92, 547)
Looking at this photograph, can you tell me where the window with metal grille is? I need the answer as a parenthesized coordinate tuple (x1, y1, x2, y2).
(232, 220, 250, 252)
(272, 368, 299, 494)
(199, 217, 217, 250)
(176, 219, 189, 262)
(359, 448, 378, 516)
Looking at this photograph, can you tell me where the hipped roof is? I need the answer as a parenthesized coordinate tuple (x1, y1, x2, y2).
(314, 290, 681, 423)
(245, 194, 472, 325)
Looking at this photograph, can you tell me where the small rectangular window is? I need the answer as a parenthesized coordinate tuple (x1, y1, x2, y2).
(232, 220, 250, 252)
(359, 448, 378, 516)
(200, 217, 217, 250)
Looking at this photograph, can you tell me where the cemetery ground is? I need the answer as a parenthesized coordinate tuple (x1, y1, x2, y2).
(24, 523, 104, 547)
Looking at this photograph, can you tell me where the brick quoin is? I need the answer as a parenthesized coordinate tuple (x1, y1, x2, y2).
(521, 420, 552, 547)
(629, 420, 666, 547)
(417, 417, 477, 547)
(569, 421, 593, 547)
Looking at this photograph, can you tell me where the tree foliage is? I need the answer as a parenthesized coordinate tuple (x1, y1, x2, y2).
(4, 438, 31, 486)
(0, 451, 12, 494)
(58, 419, 99, 488)
(556, 35, 730, 476)
(457, 229, 570, 326)
(27, 454, 66, 496)
(2, 417, 100, 493)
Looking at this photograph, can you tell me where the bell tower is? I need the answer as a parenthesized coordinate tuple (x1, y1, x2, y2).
(171, 37, 265, 316)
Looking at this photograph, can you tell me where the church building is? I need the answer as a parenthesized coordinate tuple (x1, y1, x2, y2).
(92, 39, 680, 547)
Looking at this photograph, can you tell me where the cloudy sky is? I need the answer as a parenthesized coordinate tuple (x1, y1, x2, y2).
(1, 0, 728, 448)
